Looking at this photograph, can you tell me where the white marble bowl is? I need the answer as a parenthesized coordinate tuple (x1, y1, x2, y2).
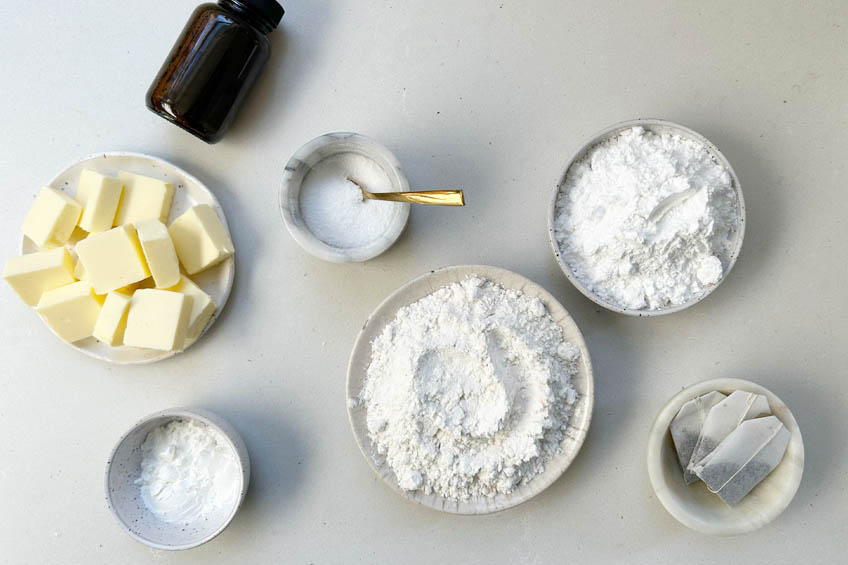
(105, 408, 250, 550)
(647, 378, 804, 535)
(19, 152, 235, 364)
(347, 265, 594, 514)
(548, 119, 746, 316)
(279, 132, 411, 263)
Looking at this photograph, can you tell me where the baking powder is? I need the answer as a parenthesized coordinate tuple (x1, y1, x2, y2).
(554, 126, 740, 310)
(135, 419, 240, 524)
(359, 277, 580, 500)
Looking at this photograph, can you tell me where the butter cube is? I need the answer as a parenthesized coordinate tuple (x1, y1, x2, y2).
(114, 171, 174, 225)
(135, 219, 180, 288)
(93, 291, 132, 346)
(169, 205, 234, 275)
(22, 187, 82, 247)
(168, 275, 216, 339)
(3, 248, 76, 305)
(75, 225, 151, 294)
(36, 280, 103, 343)
(123, 289, 193, 351)
(73, 257, 87, 280)
(76, 170, 124, 232)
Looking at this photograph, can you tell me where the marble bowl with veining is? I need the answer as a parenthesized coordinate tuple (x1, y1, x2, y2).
(647, 378, 804, 535)
(105, 408, 250, 550)
(279, 132, 411, 263)
(548, 118, 746, 316)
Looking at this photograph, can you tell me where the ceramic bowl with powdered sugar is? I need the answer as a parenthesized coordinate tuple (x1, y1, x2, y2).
(549, 119, 746, 316)
(346, 265, 594, 514)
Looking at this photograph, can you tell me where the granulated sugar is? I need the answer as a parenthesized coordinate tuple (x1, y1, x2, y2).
(299, 152, 400, 249)
(359, 277, 580, 500)
(554, 126, 740, 310)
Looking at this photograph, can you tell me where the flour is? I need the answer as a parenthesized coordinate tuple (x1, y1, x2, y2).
(358, 277, 580, 500)
(554, 126, 740, 310)
(299, 152, 400, 249)
(135, 419, 240, 524)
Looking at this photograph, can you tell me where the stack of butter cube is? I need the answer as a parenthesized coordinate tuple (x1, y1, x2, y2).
(3, 169, 234, 352)
(669, 390, 791, 506)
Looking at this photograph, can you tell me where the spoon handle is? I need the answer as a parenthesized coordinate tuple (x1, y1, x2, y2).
(364, 189, 465, 206)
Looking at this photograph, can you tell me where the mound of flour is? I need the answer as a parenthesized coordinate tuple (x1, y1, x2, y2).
(554, 126, 740, 310)
(358, 277, 580, 500)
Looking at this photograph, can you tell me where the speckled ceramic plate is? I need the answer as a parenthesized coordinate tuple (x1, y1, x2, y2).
(19, 152, 235, 364)
(346, 265, 594, 514)
(647, 378, 804, 535)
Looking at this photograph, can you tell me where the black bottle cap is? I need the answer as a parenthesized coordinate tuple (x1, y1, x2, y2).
(240, 0, 285, 28)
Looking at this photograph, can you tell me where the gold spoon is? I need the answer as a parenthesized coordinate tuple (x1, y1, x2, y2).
(347, 178, 465, 206)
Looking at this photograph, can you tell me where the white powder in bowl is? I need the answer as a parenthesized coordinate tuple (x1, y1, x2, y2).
(299, 152, 401, 249)
(554, 126, 741, 311)
(135, 419, 240, 524)
(359, 277, 580, 500)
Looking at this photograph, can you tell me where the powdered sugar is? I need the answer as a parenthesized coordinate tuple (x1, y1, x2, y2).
(358, 277, 579, 500)
(554, 126, 740, 310)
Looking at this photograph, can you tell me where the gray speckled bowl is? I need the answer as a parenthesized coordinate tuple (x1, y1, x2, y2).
(279, 132, 411, 263)
(548, 119, 746, 316)
(105, 408, 250, 550)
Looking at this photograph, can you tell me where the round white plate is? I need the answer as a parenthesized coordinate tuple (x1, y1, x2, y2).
(647, 378, 804, 535)
(346, 265, 594, 514)
(20, 152, 235, 364)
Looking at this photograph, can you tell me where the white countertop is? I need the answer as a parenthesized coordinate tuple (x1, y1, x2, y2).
(1, 1, 845, 563)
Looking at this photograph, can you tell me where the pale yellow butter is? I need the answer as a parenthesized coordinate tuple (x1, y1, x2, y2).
(76, 169, 124, 233)
(22, 187, 82, 248)
(36, 280, 104, 343)
(92, 291, 132, 346)
(168, 275, 216, 339)
(3, 248, 76, 306)
(123, 289, 193, 351)
(75, 225, 151, 294)
(169, 205, 234, 275)
(135, 219, 180, 288)
(114, 171, 174, 225)
(73, 256, 87, 280)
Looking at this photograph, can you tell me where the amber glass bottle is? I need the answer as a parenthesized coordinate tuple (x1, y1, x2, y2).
(146, 0, 284, 144)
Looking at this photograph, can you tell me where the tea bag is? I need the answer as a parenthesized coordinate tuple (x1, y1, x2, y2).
(692, 415, 790, 506)
(669, 391, 727, 483)
(685, 390, 771, 482)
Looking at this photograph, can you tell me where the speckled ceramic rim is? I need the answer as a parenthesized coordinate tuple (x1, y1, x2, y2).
(647, 378, 804, 536)
(279, 132, 411, 263)
(104, 408, 251, 551)
(547, 118, 747, 316)
(346, 264, 594, 515)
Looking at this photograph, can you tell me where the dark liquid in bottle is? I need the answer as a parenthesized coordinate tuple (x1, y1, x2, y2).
(146, 2, 275, 144)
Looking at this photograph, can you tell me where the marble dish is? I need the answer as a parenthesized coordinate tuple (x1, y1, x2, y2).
(279, 132, 411, 263)
(105, 408, 250, 551)
(346, 264, 594, 514)
(547, 118, 746, 316)
(19, 152, 235, 364)
(647, 378, 804, 536)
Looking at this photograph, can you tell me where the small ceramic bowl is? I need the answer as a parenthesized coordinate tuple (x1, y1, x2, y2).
(105, 408, 250, 550)
(647, 378, 804, 536)
(279, 132, 411, 263)
(548, 119, 746, 316)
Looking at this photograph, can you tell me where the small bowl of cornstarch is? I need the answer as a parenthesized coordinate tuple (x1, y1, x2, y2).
(105, 408, 250, 550)
(549, 119, 745, 316)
